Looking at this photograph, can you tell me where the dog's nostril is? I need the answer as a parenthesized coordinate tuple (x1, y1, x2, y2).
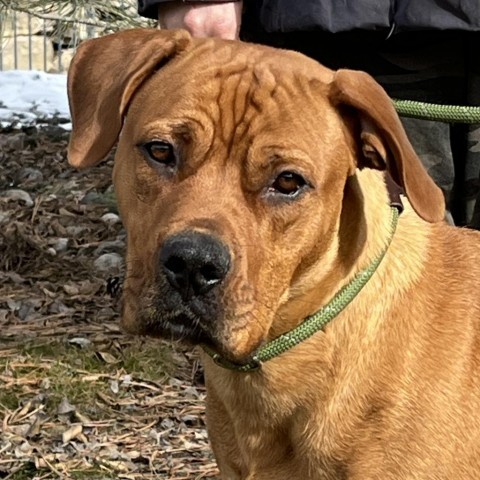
(200, 264, 222, 283)
(160, 231, 231, 298)
(193, 264, 224, 294)
(164, 256, 186, 275)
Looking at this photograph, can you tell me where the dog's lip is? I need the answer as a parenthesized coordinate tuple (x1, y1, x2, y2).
(151, 311, 213, 344)
(146, 311, 264, 365)
(205, 334, 267, 367)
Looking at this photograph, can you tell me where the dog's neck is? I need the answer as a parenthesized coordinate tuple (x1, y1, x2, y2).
(205, 169, 429, 377)
(202, 168, 433, 473)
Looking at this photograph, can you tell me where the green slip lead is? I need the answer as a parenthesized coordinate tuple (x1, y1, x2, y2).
(392, 99, 480, 124)
(202, 206, 400, 373)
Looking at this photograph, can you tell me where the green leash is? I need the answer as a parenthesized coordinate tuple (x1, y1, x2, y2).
(202, 206, 400, 373)
(393, 99, 480, 124)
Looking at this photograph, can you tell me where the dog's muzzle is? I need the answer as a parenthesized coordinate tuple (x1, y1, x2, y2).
(143, 230, 231, 344)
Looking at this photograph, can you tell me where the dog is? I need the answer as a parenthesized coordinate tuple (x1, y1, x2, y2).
(67, 29, 480, 479)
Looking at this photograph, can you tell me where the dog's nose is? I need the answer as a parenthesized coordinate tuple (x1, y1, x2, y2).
(159, 231, 231, 298)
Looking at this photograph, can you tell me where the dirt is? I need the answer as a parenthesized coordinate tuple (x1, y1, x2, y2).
(0, 124, 216, 479)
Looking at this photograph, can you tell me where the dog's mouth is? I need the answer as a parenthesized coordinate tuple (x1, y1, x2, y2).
(127, 299, 264, 365)
(120, 272, 265, 363)
(140, 307, 214, 346)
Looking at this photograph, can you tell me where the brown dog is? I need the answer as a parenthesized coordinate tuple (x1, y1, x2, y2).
(67, 29, 480, 479)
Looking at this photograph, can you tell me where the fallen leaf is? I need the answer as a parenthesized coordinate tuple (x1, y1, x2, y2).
(62, 424, 83, 444)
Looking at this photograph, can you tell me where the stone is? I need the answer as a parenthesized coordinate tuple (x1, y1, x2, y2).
(101, 213, 121, 225)
(1, 189, 33, 207)
(93, 253, 123, 273)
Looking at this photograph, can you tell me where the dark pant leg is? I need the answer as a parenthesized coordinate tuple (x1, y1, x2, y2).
(469, 123, 480, 228)
(465, 34, 480, 229)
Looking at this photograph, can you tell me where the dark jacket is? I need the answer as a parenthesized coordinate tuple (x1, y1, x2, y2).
(137, 0, 479, 105)
(138, 0, 480, 35)
(249, 0, 480, 34)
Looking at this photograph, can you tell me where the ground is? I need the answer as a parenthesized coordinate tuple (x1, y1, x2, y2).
(0, 123, 217, 480)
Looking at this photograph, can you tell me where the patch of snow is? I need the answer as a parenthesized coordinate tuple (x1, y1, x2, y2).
(0, 70, 69, 127)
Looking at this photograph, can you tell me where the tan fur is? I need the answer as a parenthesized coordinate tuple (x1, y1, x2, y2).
(67, 29, 480, 479)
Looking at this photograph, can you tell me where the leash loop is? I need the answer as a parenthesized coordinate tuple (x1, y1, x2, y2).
(393, 99, 480, 124)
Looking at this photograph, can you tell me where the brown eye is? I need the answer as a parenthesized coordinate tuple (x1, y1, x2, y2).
(270, 171, 306, 196)
(143, 141, 175, 166)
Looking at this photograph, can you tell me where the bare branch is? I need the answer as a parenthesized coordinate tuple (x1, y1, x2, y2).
(4, 6, 108, 27)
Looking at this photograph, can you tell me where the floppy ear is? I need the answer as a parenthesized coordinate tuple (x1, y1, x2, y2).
(67, 28, 190, 169)
(330, 69, 445, 223)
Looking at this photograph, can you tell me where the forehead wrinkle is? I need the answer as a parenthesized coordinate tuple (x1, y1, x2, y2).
(213, 64, 254, 159)
(194, 45, 284, 156)
(217, 61, 288, 167)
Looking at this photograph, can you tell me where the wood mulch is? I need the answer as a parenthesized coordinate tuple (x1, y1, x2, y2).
(0, 124, 217, 479)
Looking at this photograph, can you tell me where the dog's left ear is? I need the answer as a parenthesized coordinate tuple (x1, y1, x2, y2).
(330, 69, 445, 223)
(67, 28, 190, 169)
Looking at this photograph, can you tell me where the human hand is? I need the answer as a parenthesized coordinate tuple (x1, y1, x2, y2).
(158, 1, 243, 40)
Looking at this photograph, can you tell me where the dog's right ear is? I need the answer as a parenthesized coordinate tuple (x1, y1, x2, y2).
(67, 28, 190, 169)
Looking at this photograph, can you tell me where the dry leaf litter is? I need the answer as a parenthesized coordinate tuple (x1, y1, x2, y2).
(0, 123, 218, 479)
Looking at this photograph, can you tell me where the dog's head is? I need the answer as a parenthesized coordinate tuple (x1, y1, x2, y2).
(68, 29, 444, 363)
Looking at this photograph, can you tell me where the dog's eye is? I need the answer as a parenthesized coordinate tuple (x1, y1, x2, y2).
(270, 171, 306, 196)
(143, 141, 175, 166)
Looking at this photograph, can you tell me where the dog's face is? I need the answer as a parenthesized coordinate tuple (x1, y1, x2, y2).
(67, 30, 444, 363)
(114, 43, 353, 361)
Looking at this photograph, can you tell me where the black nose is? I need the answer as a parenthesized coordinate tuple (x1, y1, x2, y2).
(159, 231, 231, 298)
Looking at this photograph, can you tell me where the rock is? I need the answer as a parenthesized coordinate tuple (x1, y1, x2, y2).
(51, 237, 69, 253)
(80, 191, 104, 205)
(80, 190, 116, 206)
(1, 189, 33, 207)
(101, 213, 121, 225)
(15, 167, 43, 186)
(94, 253, 123, 272)
(63, 283, 79, 295)
(94, 239, 125, 256)
(17, 300, 40, 321)
(68, 337, 92, 349)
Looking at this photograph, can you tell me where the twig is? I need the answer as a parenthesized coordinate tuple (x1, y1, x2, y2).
(2, 5, 108, 28)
